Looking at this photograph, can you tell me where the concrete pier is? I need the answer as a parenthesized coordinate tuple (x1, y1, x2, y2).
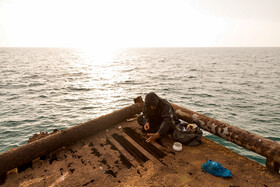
(1, 97, 280, 186)
(2, 119, 280, 186)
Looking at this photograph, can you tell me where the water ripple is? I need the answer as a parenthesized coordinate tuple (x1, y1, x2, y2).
(1, 47, 280, 166)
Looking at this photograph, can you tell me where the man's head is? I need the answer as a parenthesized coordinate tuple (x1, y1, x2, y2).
(145, 92, 159, 109)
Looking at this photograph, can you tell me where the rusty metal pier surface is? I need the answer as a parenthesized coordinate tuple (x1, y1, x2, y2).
(1, 97, 280, 186)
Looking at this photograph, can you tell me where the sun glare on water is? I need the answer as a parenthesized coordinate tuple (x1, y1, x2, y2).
(77, 45, 121, 66)
(74, 45, 126, 89)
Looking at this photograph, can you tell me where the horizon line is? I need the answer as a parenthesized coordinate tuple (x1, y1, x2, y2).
(0, 46, 280, 49)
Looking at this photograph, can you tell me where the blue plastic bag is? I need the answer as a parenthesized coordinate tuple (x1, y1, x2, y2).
(202, 160, 232, 178)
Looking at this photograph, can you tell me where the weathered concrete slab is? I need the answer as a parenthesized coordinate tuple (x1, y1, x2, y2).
(2, 120, 280, 186)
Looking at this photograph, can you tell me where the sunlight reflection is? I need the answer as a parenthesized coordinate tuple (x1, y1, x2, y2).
(78, 46, 121, 66)
(68, 46, 129, 109)
(75, 46, 122, 86)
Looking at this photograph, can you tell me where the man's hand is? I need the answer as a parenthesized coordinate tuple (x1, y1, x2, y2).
(144, 123, 150, 131)
(146, 133, 160, 143)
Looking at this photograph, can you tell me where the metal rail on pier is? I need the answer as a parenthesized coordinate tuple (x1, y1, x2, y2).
(172, 103, 280, 172)
(0, 97, 144, 176)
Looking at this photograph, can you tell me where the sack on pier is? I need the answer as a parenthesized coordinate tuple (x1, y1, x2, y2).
(172, 123, 202, 146)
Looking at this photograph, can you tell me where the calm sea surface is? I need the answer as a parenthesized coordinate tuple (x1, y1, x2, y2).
(0, 47, 279, 165)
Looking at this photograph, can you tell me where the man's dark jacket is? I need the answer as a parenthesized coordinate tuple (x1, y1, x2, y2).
(143, 92, 180, 135)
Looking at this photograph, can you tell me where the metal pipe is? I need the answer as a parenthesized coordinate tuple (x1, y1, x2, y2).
(171, 103, 280, 172)
(0, 101, 143, 176)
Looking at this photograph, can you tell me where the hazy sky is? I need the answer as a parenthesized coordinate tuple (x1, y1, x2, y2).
(0, 0, 280, 48)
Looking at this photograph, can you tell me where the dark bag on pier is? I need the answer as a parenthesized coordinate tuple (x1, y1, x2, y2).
(172, 123, 202, 146)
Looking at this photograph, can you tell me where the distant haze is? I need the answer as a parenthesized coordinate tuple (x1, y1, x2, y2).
(0, 0, 280, 48)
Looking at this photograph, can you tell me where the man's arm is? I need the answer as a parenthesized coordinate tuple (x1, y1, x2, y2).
(142, 106, 150, 124)
(157, 104, 175, 136)
(146, 105, 172, 143)
(142, 106, 151, 131)
(146, 106, 173, 143)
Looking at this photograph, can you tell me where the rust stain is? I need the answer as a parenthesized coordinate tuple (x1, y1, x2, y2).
(0, 101, 144, 176)
(172, 103, 280, 172)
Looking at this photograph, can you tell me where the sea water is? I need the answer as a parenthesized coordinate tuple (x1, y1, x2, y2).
(1, 47, 279, 165)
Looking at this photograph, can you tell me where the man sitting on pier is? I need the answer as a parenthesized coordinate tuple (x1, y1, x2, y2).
(137, 92, 181, 143)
